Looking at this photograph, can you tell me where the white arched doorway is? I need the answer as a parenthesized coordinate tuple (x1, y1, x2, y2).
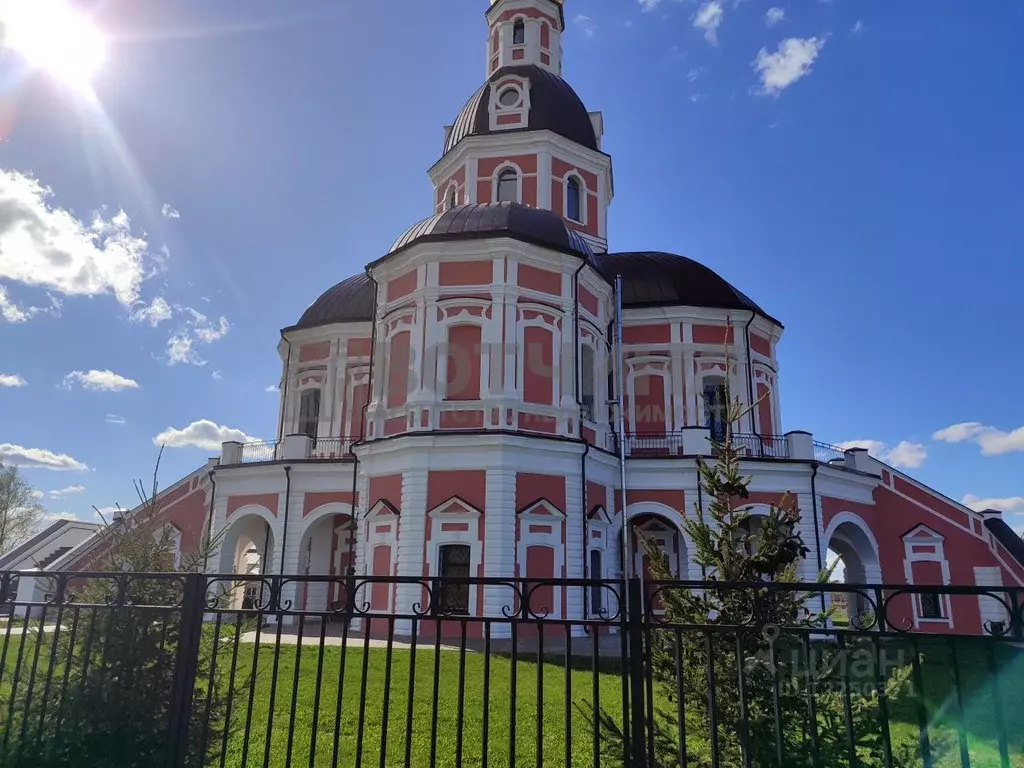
(216, 508, 276, 609)
(624, 502, 692, 580)
(297, 503, 355, 613)
(825, 513, 882, 626)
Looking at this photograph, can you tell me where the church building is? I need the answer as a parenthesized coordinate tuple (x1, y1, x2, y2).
(44, 0, 1023, 635)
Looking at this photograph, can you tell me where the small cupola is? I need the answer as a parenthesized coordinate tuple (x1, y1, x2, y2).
(486, 0, 564, 76)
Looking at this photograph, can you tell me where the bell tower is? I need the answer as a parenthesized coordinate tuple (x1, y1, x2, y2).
(485, 0, 565, 77)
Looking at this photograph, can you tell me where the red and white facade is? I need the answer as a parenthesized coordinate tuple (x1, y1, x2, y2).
(55, 0, 1023, 636)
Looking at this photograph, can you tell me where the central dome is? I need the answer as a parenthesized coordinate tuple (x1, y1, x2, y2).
(444, 65, 598, 155)
(384, 202, 595, 262)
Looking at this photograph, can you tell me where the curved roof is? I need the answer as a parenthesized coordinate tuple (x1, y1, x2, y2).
(288, 273, 376, 331)
(384, 202, 595, 263)
(444, 65, 598, 155)
(597, 251, 782, 326)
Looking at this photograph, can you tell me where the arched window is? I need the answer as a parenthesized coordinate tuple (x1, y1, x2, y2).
(446, 186, 457, 211)
(299, 389, 321, 440)
(513, 20, 525, 45)
(496, 169, 518, 203)
(566, 176, 582, 222)
(702, 376, 728, 442)
(580, 344, 596, 420)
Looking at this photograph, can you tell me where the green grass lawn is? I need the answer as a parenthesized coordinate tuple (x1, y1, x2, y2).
(2, 622, 1023, 768)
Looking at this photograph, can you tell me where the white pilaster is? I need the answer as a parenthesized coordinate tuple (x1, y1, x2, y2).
(394, 469, 428, 635)
(564, 469, 584, 630)
(484, 468, 516, 637)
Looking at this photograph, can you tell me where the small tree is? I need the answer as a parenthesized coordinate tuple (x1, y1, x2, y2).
(589, 340, 923, 767)
(0, 451, 238, 768)
(0, 464, 44, 555)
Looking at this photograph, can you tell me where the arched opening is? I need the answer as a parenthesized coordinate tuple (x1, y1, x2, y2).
(512, 19, 525, 45)
(496, 168, 518, 203)
(701, 375, 728, 442)
(629, 513, 687, 579)
(446, 185, 457, 211)
(216, 513, 275, 610)
(566, 176, 582, 222)
(825, 517, 882, 628)
(299, 388, 321, 439)
(297, 510, 355, 613)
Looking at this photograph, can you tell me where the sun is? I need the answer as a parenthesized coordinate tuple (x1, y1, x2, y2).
(1, 0, 106, 92)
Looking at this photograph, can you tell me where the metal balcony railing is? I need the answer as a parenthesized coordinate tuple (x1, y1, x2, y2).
(309, 437, 357, 460)
(239, 440, 281, 463)
(732, 433, 790, 459)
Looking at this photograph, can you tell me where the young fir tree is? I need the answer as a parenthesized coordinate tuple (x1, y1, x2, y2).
(592, 341, 923, 768)
(0, 452, 239, 768)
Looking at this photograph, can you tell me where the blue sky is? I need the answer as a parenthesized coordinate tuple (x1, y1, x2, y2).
(0, 0, 1021, 530)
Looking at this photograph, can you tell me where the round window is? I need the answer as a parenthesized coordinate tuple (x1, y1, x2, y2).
(498, 87, 520, 107)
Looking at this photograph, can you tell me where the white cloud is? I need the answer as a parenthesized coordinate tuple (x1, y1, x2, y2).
(693, 1, 724, 44)
(0, 284, 61, 323)
(166, 309, 230, 366)
(154, 419, 256, 451)
(961, 494, 1024, 516)
(0, 443, 88, 471)
(754, 36, 825, 96)
(0, 373, 26, 387)
(29, 489, 44, 500)
(850, 19, 864, 37)
(638, 0, 663, 10)
(48, 485, 86, 499)
(835, 439, 928, 469)
(211, 369, 222, 381)
(265, 385, 278, 393)
(933, 421, 1024, 456)
(0, 169, 153, 310)
(63, 369, 139, 392)
(885, 441, 928, 469)
(105, 413, 126, 425)
(161, 203, 180, 220)
(765, 7, 785, 26)
(130, 296, 173, 327)
(574, 14, 596, 38)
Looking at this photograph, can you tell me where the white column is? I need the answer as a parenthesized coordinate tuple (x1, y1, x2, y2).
(526, 19, 541, 65)
(483, 468, 516, 637)
(669, 323, 684, 432)
(322, 339, 339, 438)
(682, 324, 696, 426)
(564, 468, 584, 633)
(394, 470, 427, 635)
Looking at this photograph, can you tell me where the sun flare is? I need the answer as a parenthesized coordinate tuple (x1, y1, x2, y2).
(1, 0, 106, 92)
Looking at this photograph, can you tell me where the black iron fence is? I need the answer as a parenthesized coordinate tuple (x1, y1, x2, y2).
(0, 572, 1021, 767)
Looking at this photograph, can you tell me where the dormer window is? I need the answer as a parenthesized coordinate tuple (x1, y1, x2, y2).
(497, 169, 518, 203)
(566, 176, 582, 222)
(498, 86, 521, 108)
(512, 20, 525, 45)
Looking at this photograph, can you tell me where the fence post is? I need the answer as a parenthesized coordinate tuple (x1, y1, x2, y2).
(626, 577, 648, 767)
(165, 573, 206, 768)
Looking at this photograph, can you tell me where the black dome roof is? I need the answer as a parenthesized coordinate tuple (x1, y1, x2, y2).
(444, 65, 598, 155)
(288, 273, 375, 331)
(383, 202, 595, 263)
(597, 251, 782, 326)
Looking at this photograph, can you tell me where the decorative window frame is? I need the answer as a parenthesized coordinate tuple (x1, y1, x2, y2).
(902, 525, 952, 628)
(439, 320, 487, 403)
(579, 340, 598, 423)
(342, 366, 371, 440)
(445, 183, 459, 211)
(364, 500, 399, 612)
(489, 76, 531, 133)
(562, 172, 587, 225)
(427, 497, 483, 616)
(625, 356, 672, 433)
(516, 498, 566, 619)
(492, 161, 524, 204)
(633, 516, 686, 579)
(516, 308, 561, 405)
